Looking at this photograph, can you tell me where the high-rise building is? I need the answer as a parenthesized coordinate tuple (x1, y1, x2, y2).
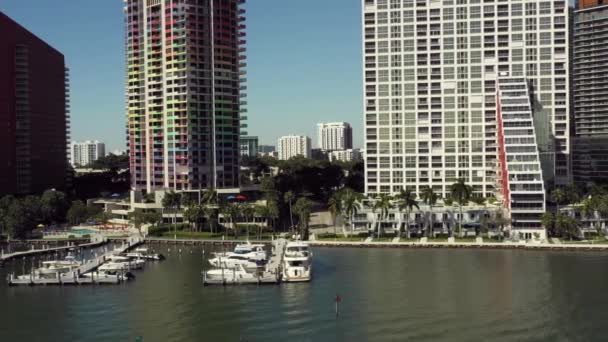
(70, 141, 106, 167)
(317, 122, 353, 151)
(362, 0, 570, 197)
(496, 78, 546, 237)
(239, 136, 258, 157)
(277, 135, 311, 160)
(0, 12, 70, 196)
(572, 1, 608, 184)
(124, 0, 246, 193)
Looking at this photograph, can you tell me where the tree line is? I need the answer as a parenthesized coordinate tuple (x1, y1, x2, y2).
(0, 190, 105, 239)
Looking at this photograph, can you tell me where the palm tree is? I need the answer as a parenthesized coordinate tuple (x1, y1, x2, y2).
(397, 189, 419, 238)
(541, 212, 555, 238)
(551, 188, 568, 213)
(341, 188, 363, 235)
(293, 197, 313, 240)
(372, 193, 393, 238)
(162, 191, 181, 239)
(284, 191, 295, 233)
(420, 187, 439, 237)
(581, 196, 600, 236)
(555, 213, 579, 240)
(242, 204, 255, 240)
(328, 192, 343, 237)
(450, 179, 472, 237)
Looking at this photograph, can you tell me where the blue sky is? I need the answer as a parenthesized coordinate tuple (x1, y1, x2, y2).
(1, 0, 363, 151)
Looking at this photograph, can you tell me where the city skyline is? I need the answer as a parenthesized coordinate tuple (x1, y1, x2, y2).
(0, 0, 364, 152)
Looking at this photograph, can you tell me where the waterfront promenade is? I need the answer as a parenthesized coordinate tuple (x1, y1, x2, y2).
(143, 236, 608, 252)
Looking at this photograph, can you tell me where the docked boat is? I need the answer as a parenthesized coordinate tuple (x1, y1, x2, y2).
(203, 264, 277, 285)
(214, 242, 267, 262)
(208, 254, 266, 270)
(108, 255, 145, 269)
(282, 241, 312, 282)
(37, 254, 81, 278)
(127, 248, 165, 261)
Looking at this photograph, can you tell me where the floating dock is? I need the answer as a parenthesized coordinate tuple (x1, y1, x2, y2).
(7, 236, 143, 286)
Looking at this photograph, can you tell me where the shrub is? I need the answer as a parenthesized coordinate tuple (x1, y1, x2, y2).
(317, 233, 338, 239)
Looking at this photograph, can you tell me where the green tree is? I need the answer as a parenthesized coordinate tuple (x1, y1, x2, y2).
(555, 213, 579, 240)
(541, 212, 555, 237)
(372, 194, 393, 238)
(420, 187, 439, 237)
(128, 210, 147, 236)
(5, 199, 39, 239)
(551, 188, 568, 213)
(397, 189, 419, 238)
(328, 192, 343, 236)
(284, 191, 296, 232)
(341, 188, 363, 235)
(293, 197, 313, 240)
(581, 196, 601, 235)
(40, 189, 69, 224)
(161, 191, 182, 239)
(184, 204, 206, 232)
(67, 200, 89, 225)
(450, 179, 472, 237)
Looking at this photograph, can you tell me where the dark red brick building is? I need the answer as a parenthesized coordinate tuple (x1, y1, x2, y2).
(0, 12, 69, 196)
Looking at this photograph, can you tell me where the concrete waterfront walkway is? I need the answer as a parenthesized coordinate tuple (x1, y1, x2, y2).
(309, 239, 608, 251)
(142, 236, 608, 252)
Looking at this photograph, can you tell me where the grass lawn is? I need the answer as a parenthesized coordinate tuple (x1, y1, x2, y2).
(455, 237, 478, 243)
(562, 238, 608, 245)
(316, 236, 367, 242)
(373, 237, 398, 242)
(427, 238, 448, 242)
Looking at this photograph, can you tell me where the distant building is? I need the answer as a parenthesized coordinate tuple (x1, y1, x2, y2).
(0, 13, 70, 196)
(110, 149, 127, 156)
(572, 2, 608, 185)
(258, 145, 276, 154)
(329, 149, 362, 163)
(70, 141, 106, 167)
(317, 122, 352, 151)
(240, 136, 258, 157)
(277, 135, 311, 160)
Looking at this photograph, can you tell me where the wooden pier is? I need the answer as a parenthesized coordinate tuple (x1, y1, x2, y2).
(7, 236, 143, 286)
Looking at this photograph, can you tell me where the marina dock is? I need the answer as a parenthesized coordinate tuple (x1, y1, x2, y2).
(0, 236, 107, 263)
(7, 236, 143, 286)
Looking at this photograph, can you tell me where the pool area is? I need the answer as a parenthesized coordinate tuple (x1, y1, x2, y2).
(69, 228, 98, 235)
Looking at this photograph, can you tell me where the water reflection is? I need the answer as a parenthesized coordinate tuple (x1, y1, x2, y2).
(1, 247, 608, 341)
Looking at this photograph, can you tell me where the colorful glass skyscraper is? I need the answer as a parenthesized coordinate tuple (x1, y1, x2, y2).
(124, 0, 246, 193)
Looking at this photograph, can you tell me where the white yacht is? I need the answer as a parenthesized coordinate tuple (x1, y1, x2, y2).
(110, 255, 145, 269)
(282, 241, 312, 282)
(214, 242, 267, 262)
(37, 254, 81, 277)
(126, 248, 165, 261)
(208, 254, 266, 270)
(203, 265, 259, 284)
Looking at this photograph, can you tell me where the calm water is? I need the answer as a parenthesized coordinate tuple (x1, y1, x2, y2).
(1, 245, 608, 341)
